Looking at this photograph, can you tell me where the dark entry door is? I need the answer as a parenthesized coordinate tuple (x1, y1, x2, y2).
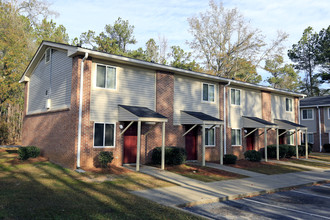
(279, 129, 285, 144)
(246, 128, 255, 151)
(123, 122, 137, 164)
(185, 125, 197, 160)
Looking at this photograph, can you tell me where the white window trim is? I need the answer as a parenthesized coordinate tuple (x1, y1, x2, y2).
(95, 63, 117, 90)
(45, 48, 51, 64)
(205, 126, 216, 147)
(302, 132, 314, 144)
(231, 128, 242, 146)
(285, 98, 293, 112)
(301, 109, 314, 120)
(201, 83, 216, 103)
(93, 122, 116, 148)
(230, 88, 241, 106)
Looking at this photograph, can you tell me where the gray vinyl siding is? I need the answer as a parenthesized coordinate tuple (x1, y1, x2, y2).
(229, 87, 262, 128)
(28, 55, 50, 113)
(300, 108, 317, 132)
(271, 94, 295, 122)
(325, 107, 330, 132)
(90, 60, 155, 122)
(28, 49, 72, 114)
(173, 75, 219, 125)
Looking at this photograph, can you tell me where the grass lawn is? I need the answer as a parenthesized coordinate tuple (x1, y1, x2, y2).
(287, 159, 330, 169)
(228, 160, 310, 175)
(309, 152, 330, 163)
(0, 149, 202, 219)
(165, 164, 247, 182)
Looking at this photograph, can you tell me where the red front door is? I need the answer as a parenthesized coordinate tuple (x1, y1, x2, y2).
(185, 125, 197, 160)
(123, 122, 137, 164)
(246, 129, 255, 151)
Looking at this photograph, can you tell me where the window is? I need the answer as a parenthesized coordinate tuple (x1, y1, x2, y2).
(286, 98, 293, 112)
(302, 109, 313, 120)
(302, 132, 314, 144)
(231, 89, 240, 105)
(328, 108, 330, 119)
(231, 129, 241, 146)
(94, 123, 115, 147)
(45, 48, 51, 63)
(205, 127, 215, 146)
(96, 64, 116, 89)
(202, 83, 215, 102)
(287, 131, 294, 145)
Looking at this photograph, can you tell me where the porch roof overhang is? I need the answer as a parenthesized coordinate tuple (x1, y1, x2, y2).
(180, 111, 224, 125)
(274, 119, 306, 130)
(243, 116, 278, 129)
(118, 105, 168, 122)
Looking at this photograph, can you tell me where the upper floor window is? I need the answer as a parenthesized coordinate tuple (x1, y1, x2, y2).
(202, 83, 214, 102)
(231, 88, 240, 105)
(205, 127, 215, 146)
(96, 64, 116, 89)
(45, 48, 51, 64)
(286, 98, 293, 112)
(302, 109, 313, 120)
(94, 123, 115, 147)
(231, 129, 241, 146)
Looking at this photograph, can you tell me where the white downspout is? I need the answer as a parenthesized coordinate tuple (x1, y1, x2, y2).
(223, 81, 231, 154)
(77, 52, 89, 169)
(317, 106, 322, 152)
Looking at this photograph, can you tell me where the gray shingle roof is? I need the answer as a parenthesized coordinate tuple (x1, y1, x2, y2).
(275, 119, 306, 128)
(243, 116, 277, 126)
(300, 95, 330, 107)
(182, 111, 223, 122)
(118, 105, 167, 119)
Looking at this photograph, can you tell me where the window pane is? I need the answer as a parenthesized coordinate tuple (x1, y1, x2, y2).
(328, 108, 330, 118)
(209, 85, 214, 102)
(235, 90, 240, 105)
(106, 67, 116, 89)
(286, 99, 289, 111)
(303, 110, 307, 119)
(307, 109, 312, 119)
(94, 123, 104, 146)
(209, 128, 215, 145)
(231, 129, 236, 145)
(205, 128, 209, 145)
(96, 65, 106, 88)
(203, 84, 208, 101)
(308, 133, 314, 144)
(236, 129, 241, 145)
(105, 124, 114, 146)
(231, 89, 235, 104)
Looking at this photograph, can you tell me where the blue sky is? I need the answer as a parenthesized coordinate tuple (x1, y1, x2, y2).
(51, 0, 330, 83)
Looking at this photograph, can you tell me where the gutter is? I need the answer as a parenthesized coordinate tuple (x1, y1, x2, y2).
(77, 52, 89, 169)
(223, 81, 231, 154)
(317, 106, 322, 152)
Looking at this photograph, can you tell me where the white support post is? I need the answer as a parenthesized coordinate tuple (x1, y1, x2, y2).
(136, 121, 141, 172)
(264, 127, 268, 162)
(276, 128, 279, 160)
(220, 125, 223, 165)
(161, 122, 165, 170)
(305, 128, 308, 159)
(202, 124, 206, 166)
(296, 128, 299, 159)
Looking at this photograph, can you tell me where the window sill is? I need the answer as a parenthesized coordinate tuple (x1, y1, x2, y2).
(205, 145, 215, 147)
(93, 146, 115, 149)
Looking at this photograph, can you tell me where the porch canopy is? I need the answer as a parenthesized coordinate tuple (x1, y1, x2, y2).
(274, 119, 308, 159)
(242, 116, 279, 161)
(118, 105, 168, 171)
(180, 111, 224, 165)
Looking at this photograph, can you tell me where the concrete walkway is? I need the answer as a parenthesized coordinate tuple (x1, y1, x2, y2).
(268, 159, 330, 171)
(131, 167, 330, 207)
(203, 162, 266, 177)
(300, 158, 330, 164)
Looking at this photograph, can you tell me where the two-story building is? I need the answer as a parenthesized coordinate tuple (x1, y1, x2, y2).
(300, 96, 330, 152)
(20, 41, 306, 170)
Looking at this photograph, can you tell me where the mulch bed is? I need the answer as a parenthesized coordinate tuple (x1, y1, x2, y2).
(83, 166, 132, 175)
(228, 159, 280, 169)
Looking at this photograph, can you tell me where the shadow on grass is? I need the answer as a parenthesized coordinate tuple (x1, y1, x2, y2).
(0, 154, 201, 220)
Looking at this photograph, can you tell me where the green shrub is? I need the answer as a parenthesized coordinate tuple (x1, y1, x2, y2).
(26, 146, 40, 158)
(323, 144, 330, 153)
(18, 147, 29, 160)
(298, 144, 312, 156)
(98, 151, 114, 168)
(151, 147, 186, 165)
(223, 154, 237, 164)
(244, 150, 262, 162)
(286, 145, 296, 158)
